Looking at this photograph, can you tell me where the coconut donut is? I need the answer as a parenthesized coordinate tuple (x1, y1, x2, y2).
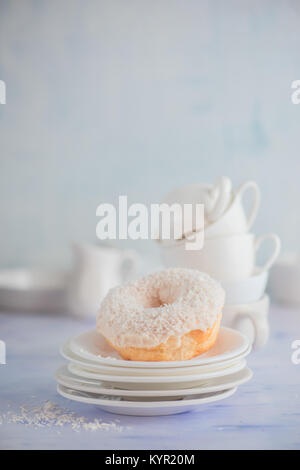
(97, 268, 225, 361)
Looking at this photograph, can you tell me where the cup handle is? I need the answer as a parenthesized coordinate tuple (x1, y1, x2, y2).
(208, 176, 232, 223)
(235, 181, 261, 230)
(235, 312, 269, 350)
(254, 233, 281, 274)
(122, 250, 140, 281)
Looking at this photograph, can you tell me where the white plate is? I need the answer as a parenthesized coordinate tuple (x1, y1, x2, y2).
(61, 341, 251, 376)
(68, 327, 249, 368)
(55, 364, 252, 398)
(0, 269, 67, 312)
(57, 384, 237, 416)
(67, 359, 246, 389)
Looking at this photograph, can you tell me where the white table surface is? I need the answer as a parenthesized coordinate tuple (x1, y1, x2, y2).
(0, 303, 300, 450)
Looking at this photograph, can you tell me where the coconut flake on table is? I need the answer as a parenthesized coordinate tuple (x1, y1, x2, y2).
(1, 401, 125, 432)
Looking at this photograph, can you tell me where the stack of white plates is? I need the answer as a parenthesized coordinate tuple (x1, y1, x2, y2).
(55, 327, 252, 416)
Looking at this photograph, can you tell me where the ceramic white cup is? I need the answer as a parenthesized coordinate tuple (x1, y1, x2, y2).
(157, 179, 260, 246)
(222, 294, 270, 349)
(160, 232, 281, 281)
(205, 180, 261, 238)
(155, 177, 232, 243)
(221, 270, 269, 305)
(269, 252, 300, 307)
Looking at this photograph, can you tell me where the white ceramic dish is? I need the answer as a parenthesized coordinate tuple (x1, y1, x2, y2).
(55, 364, 252, 398)
(57, 384, 237, 416)
(156, 179, 260, 243)
(0, 269, 67, 312)
(68, 243, 140, 318)
(67, 359, 246, 388)
(61, 341, 251, 376)
(160, 232, 280, 282)
(221, 270, 269, 305)
(68, 327, 249, 369)
(204, 180, 260, 237)
(155, 178, 231, 243)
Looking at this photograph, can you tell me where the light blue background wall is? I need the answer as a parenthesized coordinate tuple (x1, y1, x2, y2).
(0, 0, 300, 269)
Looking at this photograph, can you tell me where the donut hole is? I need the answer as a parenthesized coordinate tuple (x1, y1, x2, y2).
(145, 295, 164, 309)
(140, 286, 177, 310)
(158, 284, 182, 306)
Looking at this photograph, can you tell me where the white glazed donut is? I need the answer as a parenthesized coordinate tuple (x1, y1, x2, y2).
(97, 268, 225, 361)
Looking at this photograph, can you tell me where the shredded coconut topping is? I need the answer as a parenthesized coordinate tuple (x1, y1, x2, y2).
(1, 401, 124, 432)
(97, 268, 225, 349)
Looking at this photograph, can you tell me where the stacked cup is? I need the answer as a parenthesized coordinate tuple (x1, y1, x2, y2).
(158, 177, 281, 349)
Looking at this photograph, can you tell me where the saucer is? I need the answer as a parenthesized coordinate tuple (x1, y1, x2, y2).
(67, 358, 247, 389)
(57, 384, 237, 416)
(61, 341, 251, 376)
(68, 327, 249, 369)
(55, 364, 252, 398)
